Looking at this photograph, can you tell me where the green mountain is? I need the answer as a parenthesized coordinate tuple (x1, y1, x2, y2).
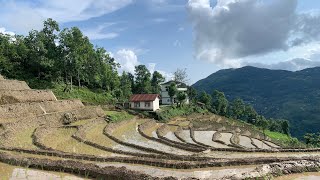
(193, 66, 320, 139)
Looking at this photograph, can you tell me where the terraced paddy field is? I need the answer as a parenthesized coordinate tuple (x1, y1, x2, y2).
(2, 76, 320, 179)
(40, 127, 114, 156)
(194, 131, 230, 148)
(0, 162, 87, 180)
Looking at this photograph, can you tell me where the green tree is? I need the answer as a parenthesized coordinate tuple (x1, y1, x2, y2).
(177, 92, 187, 107)
(128, 72, 135, 93)
(243, 105, 258, 123)
(257, 116, 269, 139)
(151, 71, 165, 94)
(198, 91, 212, 109)
(212, 90, 228, 116)
(95, 47, 120, 91)
(168, 82, 177, 105)
(268, 119, 282, 132)
(25, 30, 48, 79)
(24, 18, 60, 80)
(229, 98, 245, 119)
(59, 27, 96, 89)
(281, 120, 290, 136)
(134, 65, 152, 94)
(119, 71, 132, 101)
(187, 86, 197, 103)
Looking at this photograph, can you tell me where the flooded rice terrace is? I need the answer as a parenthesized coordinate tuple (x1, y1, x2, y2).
(0, 162, 88, 180)
(275, 172, 320, 180)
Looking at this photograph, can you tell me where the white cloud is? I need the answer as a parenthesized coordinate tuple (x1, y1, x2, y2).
(148, 63, 157, 74)
(148, 63, 173, 81)
(243, 42, 320, 71)
(114, 49, 139, 74)
(249, 58, 320, 71)
(0, 0, 133, 33)
(82, 23, 119, 40)
(0, 27, 15, 36)
(114, 49, 172, 80)
(157, 70, 174, 81)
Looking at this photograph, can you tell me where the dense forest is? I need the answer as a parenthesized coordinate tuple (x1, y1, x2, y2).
(193, 66, 320, 143)
(196, 90, 291, 137)
(0, 19, 167, 102)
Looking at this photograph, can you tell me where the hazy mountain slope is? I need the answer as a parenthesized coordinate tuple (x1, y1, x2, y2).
(193, 66, 320, 138)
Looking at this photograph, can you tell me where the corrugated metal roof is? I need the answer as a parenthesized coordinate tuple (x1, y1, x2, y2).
(129, 94, 159, 102)
(161, 80, 188, 88)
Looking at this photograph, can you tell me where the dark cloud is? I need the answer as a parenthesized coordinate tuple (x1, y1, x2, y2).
(291, 13, 320, 46)
(187, 0, 298, 65)
(187, 0, 320, 68)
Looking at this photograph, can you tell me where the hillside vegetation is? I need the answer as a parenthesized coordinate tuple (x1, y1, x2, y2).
(193, 66, 320, 139)
(0, 18, 169, 105)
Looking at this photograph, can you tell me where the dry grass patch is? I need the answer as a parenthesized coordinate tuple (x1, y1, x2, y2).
(42, 128, 112, 157)
(3, 127, 38, 149)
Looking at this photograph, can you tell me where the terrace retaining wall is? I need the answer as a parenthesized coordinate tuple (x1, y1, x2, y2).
(0, 151, 170, 180)
(0, 90, 57, 105)
(0, 80, 30, 90)
(2, 146, 320, 170)
(0, 100, 84, 120)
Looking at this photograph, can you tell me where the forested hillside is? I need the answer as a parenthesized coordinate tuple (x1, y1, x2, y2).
(193, 66, 320, 139)
(0, 19, 166, 104)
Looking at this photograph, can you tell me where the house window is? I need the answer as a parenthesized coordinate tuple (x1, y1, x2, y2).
(145, 102, 151, 107)
(134, 102, 140, 108)
(167, 99, 170, 102)
(165, 86, 169, 91)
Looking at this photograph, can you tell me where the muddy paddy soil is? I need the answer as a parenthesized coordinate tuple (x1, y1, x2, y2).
(276, 172, 320, 180)
(0, 162, 89, 180)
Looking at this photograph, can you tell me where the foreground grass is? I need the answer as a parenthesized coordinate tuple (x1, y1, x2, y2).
(105, 111, 134, 122)
(52, 84, 115, 105)
(265, 130, 306, 148)
(156, 105, 208, 122)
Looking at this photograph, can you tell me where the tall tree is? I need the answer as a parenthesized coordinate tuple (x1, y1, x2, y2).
(151, 71, 165, 94)
(174, 68, 189, 84)
(25, 30, 48, 79)
(212, 90, 228, 116)
(257, 116, 269, 139)
(177, 91, 187, 107)
(119, 71, 132, 100)
(281, 120, 290, 136)
(243, 105, 258, 123)
(198, 91, 212, 109)
(134, 65, 151, 94)
(128, 72, 135, 93)
(229, 98, 245, 119)
(187, 86, 197, 103)
(168, 82, 177, 105)
(59, 27, 95, 89)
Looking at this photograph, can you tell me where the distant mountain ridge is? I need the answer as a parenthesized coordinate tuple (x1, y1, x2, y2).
(192, 66, 320, 138)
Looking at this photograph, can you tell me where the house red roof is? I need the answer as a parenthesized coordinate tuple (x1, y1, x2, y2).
(129, 94, 159, 102)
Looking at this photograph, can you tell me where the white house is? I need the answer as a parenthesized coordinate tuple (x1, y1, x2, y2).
(160, 81, 189, 105)
(129, 94, 160, 111)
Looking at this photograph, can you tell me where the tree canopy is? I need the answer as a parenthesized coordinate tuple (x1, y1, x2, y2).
(0, 18, 167, 102)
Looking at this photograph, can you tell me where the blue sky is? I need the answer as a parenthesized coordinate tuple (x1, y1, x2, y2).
(1, 0, 320, 84)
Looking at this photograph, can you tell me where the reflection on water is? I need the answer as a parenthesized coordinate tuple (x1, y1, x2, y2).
(0, 162, 88, 180)
(276, 172, 320, 180)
